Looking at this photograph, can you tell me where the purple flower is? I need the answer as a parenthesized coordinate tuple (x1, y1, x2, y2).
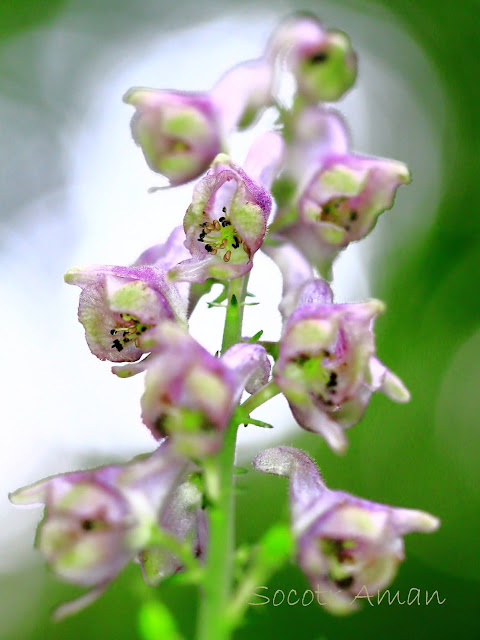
(294, 152, 410, 271)
(274, 281, 410, 452)
(124, 88, 222, 186)
(114, 323, 271, 457)
(124, 58, 274, 186)
(9, 441, 203, 618)
(65, 226, 190, 363)
(169, 133, 283, 284)
(272, 107, 410, 274)
(267, 14, 357, 102)
(253, 446, 439, 614)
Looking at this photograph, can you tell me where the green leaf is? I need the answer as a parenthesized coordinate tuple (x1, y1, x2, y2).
(248, 330, 264, 343)
(138, 601, 184, 640)
(258, 523, 294, 569)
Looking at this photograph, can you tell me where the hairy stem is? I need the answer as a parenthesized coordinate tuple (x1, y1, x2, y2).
(197, 276, 248, 640)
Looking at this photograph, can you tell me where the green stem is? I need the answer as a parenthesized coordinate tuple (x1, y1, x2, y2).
(197, 276, 248, 640)
(241, 381, 280, 415)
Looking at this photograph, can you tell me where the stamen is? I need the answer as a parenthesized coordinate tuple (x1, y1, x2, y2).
(223, 250, 232, 263)
(110, 315, 152, 351)
(214, 220, 221, 231)
(112, 339, 123, 352)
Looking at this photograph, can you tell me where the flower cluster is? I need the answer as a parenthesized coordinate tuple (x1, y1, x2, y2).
(11, 13, 438, 628)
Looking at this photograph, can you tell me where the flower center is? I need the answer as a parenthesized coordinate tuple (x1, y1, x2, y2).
(320, 537, 357, 589)
(110, 313, 151, 352)
(290, 351, 339, 404)
(197, 207, 249, 262)
(319, 197, 358, 232)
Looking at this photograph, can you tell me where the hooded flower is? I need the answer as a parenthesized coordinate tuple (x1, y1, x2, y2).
(253, 446, 439, 614)
(294, 152, 410, 272)
(113, 322, 271, 457)
(274, 280, 410, 452)
(9, 441, 204, 618)
(65, 226, 190, 363)
(124, 89, 221, 186)
(267, 14, 357, 103)
(168, 133, 283, 284)
(123, 56, 274, 186)
(271, 107, 410, 275)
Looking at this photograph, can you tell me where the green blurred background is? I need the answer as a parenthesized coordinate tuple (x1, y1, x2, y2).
(1, 0, 479, 638)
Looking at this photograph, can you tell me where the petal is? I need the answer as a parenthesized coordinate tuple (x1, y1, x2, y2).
(253, 446, 326, 522)
(221, 343, 271, 395)
(291, 403, 348, 454)
(262, 241, 315, 319)
(282, 107, 350, 189)
(210, 58, 274, 132)
(368, 357, 411, 402)
(38, 517, 130, 586)
(296, 279, 334, 308)
(389, 507, 440, 535)
(243, 131, 285, 190)
(133, 226, 190, 270)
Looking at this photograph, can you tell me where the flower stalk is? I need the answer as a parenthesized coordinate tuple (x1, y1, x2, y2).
(197, 276, 247, 640)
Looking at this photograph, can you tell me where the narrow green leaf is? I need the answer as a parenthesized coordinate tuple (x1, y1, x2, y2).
(248, 330, 264, 343)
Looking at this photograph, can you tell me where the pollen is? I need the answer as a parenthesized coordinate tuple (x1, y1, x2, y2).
(110, 313, 152, 351)
(197, 208, 246, 263)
